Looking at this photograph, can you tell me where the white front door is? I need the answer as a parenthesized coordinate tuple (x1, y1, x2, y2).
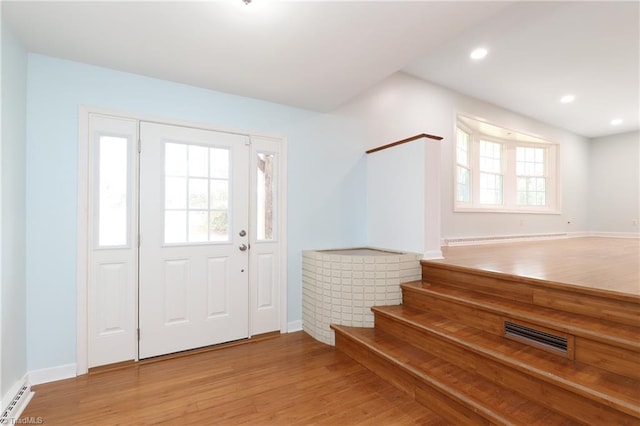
(138, 122, 250, 359)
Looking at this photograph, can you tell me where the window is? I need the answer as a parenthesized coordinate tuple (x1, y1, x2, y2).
(164, 143, 230, 244)
(479, 140, 503, 205)
(455, 115, 559, 213)
(256, 152, 277, 241)
(516, 147, 546, 206)
(97, 135, 129, 247)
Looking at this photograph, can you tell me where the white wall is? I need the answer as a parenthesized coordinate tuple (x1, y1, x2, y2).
(366, 141, 425, 253)
(589, 131, 640, 234)
(25, 54, 367, 371)
(340, 72, 591, 240)
(1, 20, 28, 402)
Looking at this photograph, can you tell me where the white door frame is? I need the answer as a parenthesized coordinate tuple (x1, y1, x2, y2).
(76, 105, 288, 375)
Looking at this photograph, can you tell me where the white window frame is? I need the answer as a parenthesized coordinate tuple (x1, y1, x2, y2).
(454, 118, 560, 214)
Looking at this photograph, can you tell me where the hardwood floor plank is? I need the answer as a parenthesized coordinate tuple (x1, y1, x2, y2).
(433, 237, 639, 296)
(20, 332, 444, 425)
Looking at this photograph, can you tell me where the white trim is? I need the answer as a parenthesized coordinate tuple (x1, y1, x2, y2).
(77, 105, 289, 373)
(1, 376, 33, 422)
(424, 138, 441, 259)
(566, 231, 590, 239)
(279, 137, 289, 334)
(442, 232, 568, 247)
(440, 231, 640, 247)
(589, 231, 640, 239)
(423, 249, 443, 260)
(287, 320, 303, 333)
(76, 106, 90, 375)
(28, 364, 76, 386)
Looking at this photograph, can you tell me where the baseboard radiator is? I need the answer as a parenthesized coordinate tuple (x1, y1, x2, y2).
(1, 382, 32, 424)
(443, 233, 567, 247)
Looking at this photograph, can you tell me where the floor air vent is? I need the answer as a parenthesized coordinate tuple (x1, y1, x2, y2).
(504, 321, 569, 355)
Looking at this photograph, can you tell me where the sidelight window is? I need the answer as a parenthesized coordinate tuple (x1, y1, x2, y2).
(97, 135, 129, 247)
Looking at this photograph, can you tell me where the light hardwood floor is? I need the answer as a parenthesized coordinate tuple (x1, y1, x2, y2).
(436, 237, 640, 296)
(20, 332, 447, 425)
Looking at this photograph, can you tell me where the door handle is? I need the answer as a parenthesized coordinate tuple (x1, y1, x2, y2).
(239, 244, 248, 251)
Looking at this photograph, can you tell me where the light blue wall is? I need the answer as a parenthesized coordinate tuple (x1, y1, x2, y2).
(1, 21, 28, 397)
(25, 54, 367, 370)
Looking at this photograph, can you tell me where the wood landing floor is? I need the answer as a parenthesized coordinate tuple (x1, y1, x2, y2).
(435, 237, 639, 296)
(21, 332, 447, 426)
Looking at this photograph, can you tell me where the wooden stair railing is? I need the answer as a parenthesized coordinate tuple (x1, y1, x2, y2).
(365, 133, 443, 154)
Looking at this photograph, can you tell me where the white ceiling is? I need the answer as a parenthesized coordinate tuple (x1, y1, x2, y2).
(2, 1, 638, 138)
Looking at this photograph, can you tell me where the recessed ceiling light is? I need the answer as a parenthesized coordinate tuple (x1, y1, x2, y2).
(610, 118, 623, 126)
(470, 47, 488, 60)
(560, 94, 575, 104)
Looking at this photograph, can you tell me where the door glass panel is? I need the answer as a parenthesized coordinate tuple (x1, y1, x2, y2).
(210, 179, 229, 209)
(98, 136, 129, 247)
(256, 152, 276, 241)
(165, 177, 186, 209)
(209, 211, 229, 241)
(164, 142, 230, 244)
(188, 211, 208, 242)
(188, 178, 208, 209)
(165, 143, 187, 176)
(188, 145, 208, 177)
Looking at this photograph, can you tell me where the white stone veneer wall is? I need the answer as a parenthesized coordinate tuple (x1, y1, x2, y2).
(302, 249, 422, 345)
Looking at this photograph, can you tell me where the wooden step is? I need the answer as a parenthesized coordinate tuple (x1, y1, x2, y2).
(372, 305, 640, 425)
(402, 281, 640, 379)
(331, 324, 580, 426)
(420, 261, 640, 327)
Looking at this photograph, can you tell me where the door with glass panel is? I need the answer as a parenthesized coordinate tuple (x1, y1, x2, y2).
(138, 122, 250, 359)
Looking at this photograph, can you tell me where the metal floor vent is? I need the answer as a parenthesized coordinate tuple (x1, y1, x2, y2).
(504, 321, 568, 353)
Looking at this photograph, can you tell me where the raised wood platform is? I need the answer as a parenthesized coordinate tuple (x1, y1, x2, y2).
(333, 238, 640, 425)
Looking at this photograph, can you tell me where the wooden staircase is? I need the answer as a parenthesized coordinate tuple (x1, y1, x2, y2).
(332, 260, 640, 425)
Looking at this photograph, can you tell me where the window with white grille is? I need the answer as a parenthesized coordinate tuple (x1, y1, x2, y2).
(454, 115, 559, 213)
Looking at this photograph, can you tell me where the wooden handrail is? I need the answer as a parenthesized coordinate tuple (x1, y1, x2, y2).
(366, 133, 443, 154)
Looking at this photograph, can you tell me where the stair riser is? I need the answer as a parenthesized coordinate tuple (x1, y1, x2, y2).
(414, 383, 489, 425)
(575, 337, 640, 381)
(403, 287, 639, 380)
(334, 331, 494, 426)
(374, 314, 638, 425)
(334, 331, 416, 397)
(421, 263, 638, 326)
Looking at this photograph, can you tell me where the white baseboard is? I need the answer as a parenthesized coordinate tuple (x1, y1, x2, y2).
(441, 231, 639, 247)
(589, 231, 640, 239)
(28, 363, 76, 386)
(566, 231, 590, 238)
(442, 232, 568, 247)
(287, 320, 303, 333)
(1, 375, 33, 424)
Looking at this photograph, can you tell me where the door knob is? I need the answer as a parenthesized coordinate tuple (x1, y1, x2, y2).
(239, 244, 248, 251)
